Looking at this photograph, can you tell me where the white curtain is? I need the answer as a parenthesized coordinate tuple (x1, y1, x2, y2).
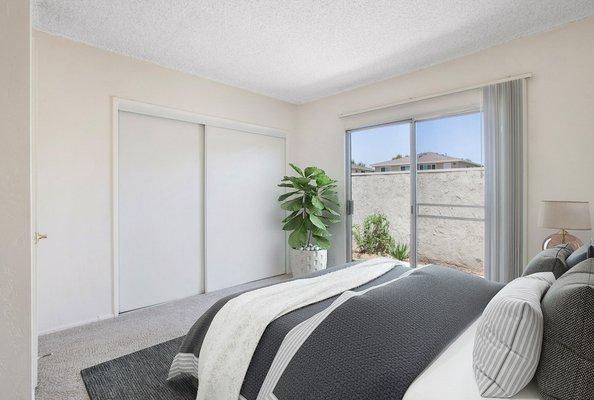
(484, 79, 525, 283)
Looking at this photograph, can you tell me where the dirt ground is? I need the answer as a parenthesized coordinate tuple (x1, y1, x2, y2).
(352, 252, 484, 277)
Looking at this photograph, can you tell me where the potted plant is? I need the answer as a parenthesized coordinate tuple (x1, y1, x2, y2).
(278, 164, 340, 277)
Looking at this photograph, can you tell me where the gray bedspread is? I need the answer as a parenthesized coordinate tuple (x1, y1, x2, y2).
(170, 264, 502, 400)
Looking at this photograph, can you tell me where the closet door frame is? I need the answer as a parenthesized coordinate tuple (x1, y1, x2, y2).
(111, 97, 288, 316)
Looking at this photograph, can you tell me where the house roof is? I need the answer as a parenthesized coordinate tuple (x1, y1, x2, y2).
(371, 152, 481, 167)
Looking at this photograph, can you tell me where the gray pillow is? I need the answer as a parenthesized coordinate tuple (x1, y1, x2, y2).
(536, 258, 594, 400)
(522, 244, 573, 278)
(565, 242, 594, 268)
(473, 272, 555, 398)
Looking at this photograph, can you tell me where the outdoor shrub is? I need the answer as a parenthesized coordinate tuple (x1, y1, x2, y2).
(353, 213, 395, 255)
(389, 242, 409, 261)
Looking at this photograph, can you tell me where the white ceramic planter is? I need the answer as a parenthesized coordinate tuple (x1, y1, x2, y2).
(289, 248, 327, 278)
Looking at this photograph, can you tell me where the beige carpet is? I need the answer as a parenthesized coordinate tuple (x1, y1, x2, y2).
(36, 275, 290, 400)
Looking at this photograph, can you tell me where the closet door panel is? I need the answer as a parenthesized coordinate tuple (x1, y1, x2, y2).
(205, 126, 285, 291)
(118, 111, 204, 312)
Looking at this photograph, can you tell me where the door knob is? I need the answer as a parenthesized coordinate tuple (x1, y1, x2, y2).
(34, 232, 48, 244)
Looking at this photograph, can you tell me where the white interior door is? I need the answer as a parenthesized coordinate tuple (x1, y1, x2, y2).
(36, 106, 115, 334)
(118, 111, 204, 312)
(205, 126, 286, 291)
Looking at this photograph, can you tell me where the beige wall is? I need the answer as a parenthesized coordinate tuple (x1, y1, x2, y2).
(0, 1, 33, 398)
(33, 15, 594, 331)
(33, 30, 297, 332)
(296, 16, 594, 266)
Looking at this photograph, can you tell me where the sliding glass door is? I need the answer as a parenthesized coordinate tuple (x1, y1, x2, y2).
(347, 112, 485, 275)
(346, 121, 412, 263)
(414, 112, 485, 275)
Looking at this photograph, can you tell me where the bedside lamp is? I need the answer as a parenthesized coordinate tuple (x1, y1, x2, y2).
(538, 200, 591, 250)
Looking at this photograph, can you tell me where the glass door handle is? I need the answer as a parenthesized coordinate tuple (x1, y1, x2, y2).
(346, 200, 354, 215)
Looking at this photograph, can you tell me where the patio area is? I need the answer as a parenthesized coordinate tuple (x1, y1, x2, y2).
(352, 168, 485, 277)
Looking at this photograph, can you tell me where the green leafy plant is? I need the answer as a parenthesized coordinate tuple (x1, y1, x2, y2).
(388, 242, 409, 261)
(353, 213, 394, 255)
(278, 164, 340, 250)
(354, 213, 409, 261)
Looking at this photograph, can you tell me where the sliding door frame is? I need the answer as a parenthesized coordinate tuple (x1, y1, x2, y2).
(345, 108, 482, 267)
(111, 97, 288, 316)
(409, 121, 417, 267)
(345, 130, 353, 260)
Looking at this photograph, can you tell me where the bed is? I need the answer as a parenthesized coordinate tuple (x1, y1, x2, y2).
(168, 259, 542, 400)
(403, 319, 540, 400)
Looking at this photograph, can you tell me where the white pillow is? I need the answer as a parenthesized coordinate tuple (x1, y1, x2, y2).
(472, 272, 554, 398)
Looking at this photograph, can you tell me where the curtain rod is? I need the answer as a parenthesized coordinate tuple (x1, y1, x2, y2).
(339, 73, 532, 118)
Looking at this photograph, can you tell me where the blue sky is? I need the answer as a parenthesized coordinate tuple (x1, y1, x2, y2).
(351, 112, 483, 166)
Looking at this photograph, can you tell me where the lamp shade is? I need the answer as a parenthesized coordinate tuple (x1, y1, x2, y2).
(538, 201, 591, 230)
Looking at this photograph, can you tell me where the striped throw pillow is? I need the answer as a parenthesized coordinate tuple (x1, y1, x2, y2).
(473, 272, 555, 397)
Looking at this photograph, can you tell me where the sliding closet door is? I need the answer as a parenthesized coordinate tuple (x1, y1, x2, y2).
(205, 126, 286, 292)
(118, 111, 204, 312)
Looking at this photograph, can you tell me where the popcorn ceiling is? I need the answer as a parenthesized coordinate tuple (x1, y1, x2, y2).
(33, 0, 594, 103)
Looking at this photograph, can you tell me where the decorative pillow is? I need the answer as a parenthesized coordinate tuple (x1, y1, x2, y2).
(522, 244, 573, 278)
(565, 241, 594, 268)
(536, 258, 594, 400)
(473, 272, 555, 398)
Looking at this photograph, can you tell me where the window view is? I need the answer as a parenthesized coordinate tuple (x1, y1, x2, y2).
(349, 112, 485, 276)
(415, 112, 485, 276)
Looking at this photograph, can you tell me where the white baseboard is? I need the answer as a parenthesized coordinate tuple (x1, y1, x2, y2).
(38, 313, 115, 336)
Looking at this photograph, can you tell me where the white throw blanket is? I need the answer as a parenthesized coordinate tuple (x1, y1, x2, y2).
(196, 258, 399, 400)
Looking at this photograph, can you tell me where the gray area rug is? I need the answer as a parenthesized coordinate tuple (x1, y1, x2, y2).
(37, 275, 290, 400)
(81, 337, 195, 400)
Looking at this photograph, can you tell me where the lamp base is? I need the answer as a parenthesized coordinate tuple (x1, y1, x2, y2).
(542, 230, 583, 251)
